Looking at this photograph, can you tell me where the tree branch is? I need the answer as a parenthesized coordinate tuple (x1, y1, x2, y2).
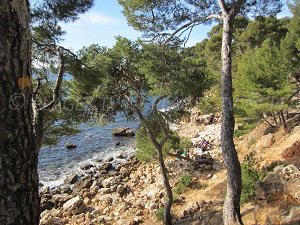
(152, 96, 170, 148)
(39, 52, 65, 111)
(163, 14, 221, 46)
(218, 0, 229, 15)
(286, 86, 300, 103)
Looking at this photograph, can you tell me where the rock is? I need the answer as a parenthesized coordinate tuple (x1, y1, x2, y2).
(52, 193, 72, 208)
(128, 216, 143, 225)
(120, 167, 130, 177)
(256, 164, 300, 205)
(75, 179, 93, 191)
(282, 206, 300, 224)
(116, 153, 126, 159)
(80, 164, 95, 170)
(282, 140, 300, 159)
(42, 217, 63, 225)
(64, 173, 78, 185)
(65, 142, 77, 149)
(106, 157, 114, 162)
(255, 133, 275, 150)
(96, 159, 103, 163)
(60, 186, 72, 194)
(40, 199, 55, 212)
(207, 174, 213, 179)
(91, 178, 105, 189)
(112, 127, 135, 137)
(99, 188, 112, 195)
(63, 196, 85, 215)
(116, 141, 121, 146)
(98, 162, 112, 171)
(99, 194, 113, 207)
(116, 185, 126, 195)
(39, 183, 45, 188)
(102, 177, 120, 188)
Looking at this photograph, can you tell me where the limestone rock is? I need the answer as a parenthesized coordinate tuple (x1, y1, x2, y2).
(102, 177, 120, 188)
(62, 196, 85, 215)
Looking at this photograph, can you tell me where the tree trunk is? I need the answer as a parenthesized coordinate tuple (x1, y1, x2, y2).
(157, 146, 173, 225)
(271, 111, 278, 125)
(135, 109, 173, 225)
(279, 110, 288, 132)
(0, 1, 39, 225)
(220, 15, 243, 225)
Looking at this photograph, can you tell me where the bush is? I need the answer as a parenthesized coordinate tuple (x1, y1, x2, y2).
(156, 207, 164, 221)
(241, 153, 266, 203)
(174, 174, 193, 195)
(234, 121, 257, 137)
(136, 125, 192, 162)
(247, 137, 257, 148)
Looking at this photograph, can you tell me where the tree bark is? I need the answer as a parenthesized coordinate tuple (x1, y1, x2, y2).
(0, 1, 39, 225)
(135, 109, 173, 225)
(220, 15, 244, 225)
(157, 146, 173, 225)
(271, 111, 278, 125)
(279, 110, 288, 132)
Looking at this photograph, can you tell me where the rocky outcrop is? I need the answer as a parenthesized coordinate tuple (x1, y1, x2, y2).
(256, 164, 300, 205)
(112, 127, 135, 137)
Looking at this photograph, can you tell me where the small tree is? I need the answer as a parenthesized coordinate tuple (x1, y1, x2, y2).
(70, 37, 207, 224)
(235, 39, 292, 128)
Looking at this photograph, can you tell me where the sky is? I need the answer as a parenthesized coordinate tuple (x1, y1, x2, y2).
(60, 0, 292, 52)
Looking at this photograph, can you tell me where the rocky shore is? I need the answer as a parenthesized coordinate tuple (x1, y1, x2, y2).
(39, 111, 300, 225)
(39, 146, 225, 225)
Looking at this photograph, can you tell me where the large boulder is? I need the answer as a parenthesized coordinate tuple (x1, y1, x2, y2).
(62, 196, 85, 215)
(256, 164, 300, 205)
(112, 127, 135, 137)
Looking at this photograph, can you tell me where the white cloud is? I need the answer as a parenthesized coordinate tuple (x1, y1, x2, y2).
(81, 12, 118, 25)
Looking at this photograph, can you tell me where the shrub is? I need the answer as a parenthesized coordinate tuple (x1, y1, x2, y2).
(234, 121, 257, 137)
(174, 174, 193, 195)
(136, 125, 192, 162)
(156, 207, 164, 221)
(247, 137, 257, 148)
(241, 153, 266, 203)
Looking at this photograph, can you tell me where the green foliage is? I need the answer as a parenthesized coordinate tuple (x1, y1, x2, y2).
(174, 174, 193, 195)
(234, 39, 292, 119)
(237, 16, 288, 51)
(234, 121, 257, 137)
(247, 137, 257, 148)
(156, 207, 164, 221)
(118, 0, 282, 37)
(180, 174, 193, 186)
(198, 86, 222, 114)
(136, 123, 185, 162)
(241, 152, 266, 203)
(281, 0, 300, 76)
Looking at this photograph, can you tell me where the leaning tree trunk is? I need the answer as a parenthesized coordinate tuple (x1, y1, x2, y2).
(0, 1, 39, 225)
(220, 15, 243, 225)
(156, 146, 173, 225)
(135, 109, 173, 225)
